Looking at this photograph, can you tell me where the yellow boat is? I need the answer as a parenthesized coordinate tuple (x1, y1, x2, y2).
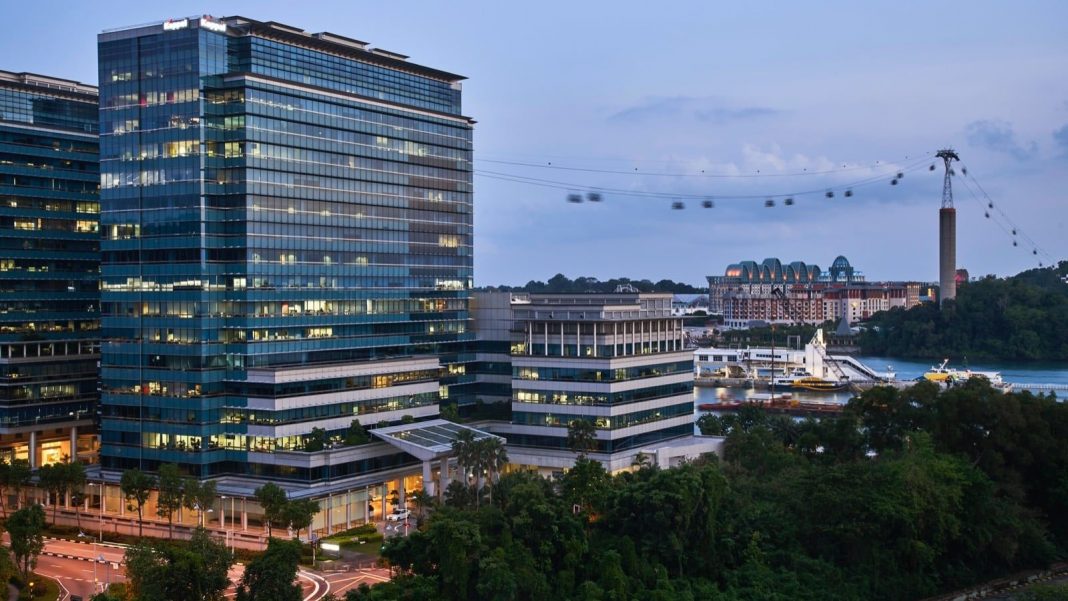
(923, 359, 1009, 389)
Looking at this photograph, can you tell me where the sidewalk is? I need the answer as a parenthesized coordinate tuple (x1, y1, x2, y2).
(44, 506, 271, 551)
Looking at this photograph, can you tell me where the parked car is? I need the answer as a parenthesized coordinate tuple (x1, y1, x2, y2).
(385, 508, 411, 522)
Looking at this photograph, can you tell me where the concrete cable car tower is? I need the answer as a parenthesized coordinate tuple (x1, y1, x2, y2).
(937, 149, 959, 306)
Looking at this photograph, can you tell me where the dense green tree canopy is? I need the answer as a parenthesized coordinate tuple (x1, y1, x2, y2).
(235, 538, 303, 601)
(484, 274, 705, 294)
(120, 468, 155, 537)
(349, 381, 1068, 601)
(254, 482, 289, 537)
(156, 463, 184, 538)
(7, 504, 45, 579)
(860, 262, 1068, 361)
(124, 527, 233, 601)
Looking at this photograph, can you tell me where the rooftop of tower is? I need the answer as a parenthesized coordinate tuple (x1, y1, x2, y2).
(0, 69, 98, 98)
(100, 15, 466, 85)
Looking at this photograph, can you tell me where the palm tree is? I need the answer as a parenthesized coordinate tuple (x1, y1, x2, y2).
(451, 430, 477, 487)
(566, 419, 598, 458)
(631, 451, 652, 470)
(468, 438, 489, 509)
(410, 489, 435, 522)
(478, 438, 509, 504)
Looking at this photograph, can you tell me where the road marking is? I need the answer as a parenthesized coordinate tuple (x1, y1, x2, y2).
(298, 570, 319, 601)
(328, 571, 390, 595)
(361, 571, 390, 583)
(299, 569, 331, 601)
(329, 575, 367, 595)
(34, 570, 71, 601)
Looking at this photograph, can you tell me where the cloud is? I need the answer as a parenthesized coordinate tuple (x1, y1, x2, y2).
(608, 96, 779, 125)
(1053, 124, 1068, 152)
(965, 119, 1037, 160)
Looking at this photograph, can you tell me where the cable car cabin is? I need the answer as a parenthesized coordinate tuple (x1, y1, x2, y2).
(702, 200, 714, 208)
(671, 201, 685, 210)
(765, 199, 775, 207)
(784, 198, 794, 206)
(586, 192, 603, 202)
(567, 194, 583, 203)
(825, 191, 834, 198)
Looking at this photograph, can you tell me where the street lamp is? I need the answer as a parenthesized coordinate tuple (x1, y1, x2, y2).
(88, 481, 103, 542)
(193, 503, 214, 527)
(92, 544, 101, 592)
(220, 495, 236, 551)
(98, 554, 111, 589)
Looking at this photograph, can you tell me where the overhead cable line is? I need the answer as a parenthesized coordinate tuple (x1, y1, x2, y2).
(957, 166, 1056, 264)
(476, 151, 931, 178)
(474, 157, 931, 201)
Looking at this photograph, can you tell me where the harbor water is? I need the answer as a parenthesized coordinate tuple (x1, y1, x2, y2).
(695, 355, 1068, 408)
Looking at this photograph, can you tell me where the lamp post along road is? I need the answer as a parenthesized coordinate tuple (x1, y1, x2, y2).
(88, 481, 104, 542)
(221, 495, 235, 552)
(97, 553, 109, 591)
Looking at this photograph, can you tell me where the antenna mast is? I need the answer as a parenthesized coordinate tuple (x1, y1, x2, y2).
(936, 148, 959, 209)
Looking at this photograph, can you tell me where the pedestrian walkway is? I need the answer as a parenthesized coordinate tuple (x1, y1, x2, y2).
(46, 506, 271, 551)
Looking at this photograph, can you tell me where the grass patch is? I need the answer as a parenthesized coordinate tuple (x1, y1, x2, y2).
(18, 574, 60, 601)
(314, 523, 384, 560)
(322, 523, 376, 540)
(345, 539, 384, 557)
(322, 523, 383, 552)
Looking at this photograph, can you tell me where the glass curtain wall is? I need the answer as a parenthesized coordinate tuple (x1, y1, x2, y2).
(99, 18, 473, 480)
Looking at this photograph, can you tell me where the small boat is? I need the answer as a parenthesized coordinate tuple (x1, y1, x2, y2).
(923, 359, 1010, 390)
(773, 368, 849, 392)
(790, 376, 849, 392)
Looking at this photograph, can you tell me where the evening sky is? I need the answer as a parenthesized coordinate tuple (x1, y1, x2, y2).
(6, 0, 1066, 285)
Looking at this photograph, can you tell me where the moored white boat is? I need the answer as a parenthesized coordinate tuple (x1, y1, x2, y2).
(922, 359, 1012, 391)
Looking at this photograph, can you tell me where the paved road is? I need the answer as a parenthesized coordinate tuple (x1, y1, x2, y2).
(320, 568, 392, 598)
(35, 537, 347, 601)
(36, 538, 126, 600)
(35, 553, 125, 600)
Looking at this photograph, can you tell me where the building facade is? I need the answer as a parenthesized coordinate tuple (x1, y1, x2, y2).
(0, 70, 99, 467)
(97, 15, 474, 495)
(708, 256, 920, 329)
(476, 292, 707, 474)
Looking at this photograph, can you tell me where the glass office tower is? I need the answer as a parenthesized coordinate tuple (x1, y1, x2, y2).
(0, 70, 99, 467)
(98, 16, 474, 483)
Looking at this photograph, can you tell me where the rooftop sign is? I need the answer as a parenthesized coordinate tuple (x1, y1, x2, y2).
(162, 19, 189, 31)
(200, 16, 226, 33)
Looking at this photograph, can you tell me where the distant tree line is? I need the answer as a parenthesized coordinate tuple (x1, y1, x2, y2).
(484, 273, 705, 294)
(860, 261, 1068, 361)
(346, 380, 1068, 601)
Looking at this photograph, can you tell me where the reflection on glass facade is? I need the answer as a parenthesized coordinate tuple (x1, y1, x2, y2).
(98, 16, 473, 480)
(0, 70, 99, 460)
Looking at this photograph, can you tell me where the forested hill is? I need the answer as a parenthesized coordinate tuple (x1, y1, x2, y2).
(484, 274, 705, 294)
(859, 261, 1068, 361)
(348, 381, 1068, 601)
